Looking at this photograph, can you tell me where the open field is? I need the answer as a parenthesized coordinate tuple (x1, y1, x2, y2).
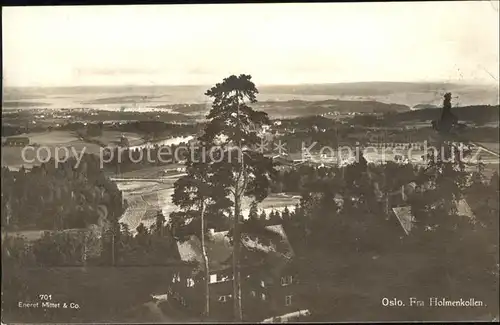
(1, 130, 147, 169)
(113, 165, 179, 179)
(116, 171, 300, 232)
(1, 130, 144, 148)
(117, 180, 175, 231)
(244, 193, 300, 217)
(1, 136, 101, 169)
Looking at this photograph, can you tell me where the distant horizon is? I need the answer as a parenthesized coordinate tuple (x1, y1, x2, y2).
(4, 79, 499, 90)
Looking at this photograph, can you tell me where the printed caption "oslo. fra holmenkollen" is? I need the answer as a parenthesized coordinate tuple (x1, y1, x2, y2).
(382, 297, 485, 307)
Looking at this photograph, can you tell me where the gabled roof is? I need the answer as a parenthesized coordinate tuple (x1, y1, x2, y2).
(455, 198, 475, 219)
(176, 230, 232, 272)
(252, 224, 295, 260)
(272, 156, 295, 167)
(392, 206, 415, 235)
(175, 224, 294, 273)
(286, 152, 306, 162)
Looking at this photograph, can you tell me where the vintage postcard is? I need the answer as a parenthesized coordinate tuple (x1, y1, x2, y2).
(1, 2, 499, 323)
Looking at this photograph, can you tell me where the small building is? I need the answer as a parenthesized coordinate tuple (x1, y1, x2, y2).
(4, 137, 30, 147)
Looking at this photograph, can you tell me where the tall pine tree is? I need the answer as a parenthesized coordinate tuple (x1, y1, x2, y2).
(201, 74, 276, 320)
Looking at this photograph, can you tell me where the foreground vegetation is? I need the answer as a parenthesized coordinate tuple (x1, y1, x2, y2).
(1, 77, 498, 322)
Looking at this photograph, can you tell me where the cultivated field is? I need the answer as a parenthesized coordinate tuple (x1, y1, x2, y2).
(1, 130, 144, 169)
(116, 174, 300, 233)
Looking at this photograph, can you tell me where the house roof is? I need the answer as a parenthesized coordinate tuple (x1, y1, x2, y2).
(176, 230, 233, 272)
(272, 156, 295, 166)
(392, 206, 415, 235)
(175, 224, 294, 273)
(455, 198, 475, 219)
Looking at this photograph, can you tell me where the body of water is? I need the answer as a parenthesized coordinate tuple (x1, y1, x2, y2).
(128, 135, 194, 151)
(4, 84, 499, 111)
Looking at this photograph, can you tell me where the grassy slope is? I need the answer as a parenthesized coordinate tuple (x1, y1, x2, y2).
(2, 266, 179, 323)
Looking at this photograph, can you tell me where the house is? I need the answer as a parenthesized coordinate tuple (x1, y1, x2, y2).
(4, 136, 30, 147)
(379, 176, 476, 236)
(391, 198, 475, 235)
(168, 225, 302, 321)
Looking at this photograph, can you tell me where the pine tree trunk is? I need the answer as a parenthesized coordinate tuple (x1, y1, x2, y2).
(200, 201, 210, 318)
(233, 90, 244, 321)
(232, 193, 243, 321)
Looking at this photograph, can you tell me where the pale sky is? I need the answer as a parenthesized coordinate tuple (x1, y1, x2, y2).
(2, 2, 499, 87)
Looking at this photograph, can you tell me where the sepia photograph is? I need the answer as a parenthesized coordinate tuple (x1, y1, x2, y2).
(1, 2, 499, 323)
